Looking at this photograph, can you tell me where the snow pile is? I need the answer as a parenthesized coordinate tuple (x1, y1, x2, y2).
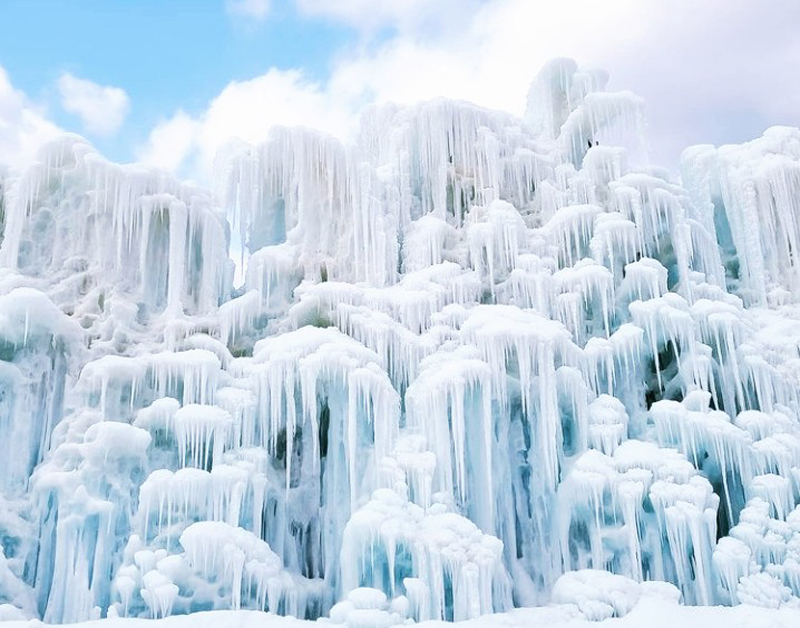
(1, 57, 800, 626)
(551, 569, 683, 621)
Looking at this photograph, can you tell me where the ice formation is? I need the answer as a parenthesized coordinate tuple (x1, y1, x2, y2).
(2, 57, 800, 625)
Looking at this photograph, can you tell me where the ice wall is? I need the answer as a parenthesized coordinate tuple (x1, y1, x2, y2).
(1, 58, 800, 625)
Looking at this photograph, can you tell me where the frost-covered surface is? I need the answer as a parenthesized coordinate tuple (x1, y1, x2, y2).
(2, 57, 800, 626)
(3, 584, 800, 628)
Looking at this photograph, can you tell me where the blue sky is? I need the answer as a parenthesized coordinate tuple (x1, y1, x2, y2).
(0, 0, 353, 163)
(1, 0, 799, 179)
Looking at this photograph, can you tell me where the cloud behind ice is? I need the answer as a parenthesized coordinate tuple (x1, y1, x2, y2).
(0, 67, 61, 168)
(1, 0, 799, 176)
(57, 73, 130, 137)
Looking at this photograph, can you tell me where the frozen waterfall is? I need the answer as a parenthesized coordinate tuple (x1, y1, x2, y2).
(2, 57, 800, 625)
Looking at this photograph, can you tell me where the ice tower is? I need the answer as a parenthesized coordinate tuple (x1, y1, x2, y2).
(1, 58, 800, 625)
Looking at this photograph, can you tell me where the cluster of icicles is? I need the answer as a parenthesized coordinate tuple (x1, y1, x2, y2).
(1, 58, 800, 625)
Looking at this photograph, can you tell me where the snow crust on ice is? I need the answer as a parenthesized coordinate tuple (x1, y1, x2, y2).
(2, 58, 800, 627)
(3, 583, 800, 628)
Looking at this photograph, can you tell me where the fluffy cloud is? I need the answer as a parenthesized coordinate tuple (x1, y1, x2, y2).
(226, 0, 271, 22)
(322, 0, 800, 166)
(137, 111, 200, 174)
(295, 0, 478, 34)
(138, 68, 356, 178)
(0, 66, 61, 170)
(57, 72, 130, 136)
(142, 0, 800, 179)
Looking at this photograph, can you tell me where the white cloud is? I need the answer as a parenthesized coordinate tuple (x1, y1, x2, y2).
(145, 0, 800, 178)
(0, 66, 61, 170)
(295, 0, 476, 34)
(138, 68, 356, 178)
(317, 0, 800, 166)
(226, 0, 271, 21)
(136, 111, 199, 173)
(57, 72, 130, 137)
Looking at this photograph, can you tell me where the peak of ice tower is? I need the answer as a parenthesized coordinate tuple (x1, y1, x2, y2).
(525, 57, 609, 141)
(1, 58, 800, 626)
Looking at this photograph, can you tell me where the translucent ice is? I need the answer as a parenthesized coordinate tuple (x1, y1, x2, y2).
(2, 58, 800, 625)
